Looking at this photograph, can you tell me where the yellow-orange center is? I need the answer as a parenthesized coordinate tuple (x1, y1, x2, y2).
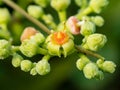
(51, 31, 69, 45)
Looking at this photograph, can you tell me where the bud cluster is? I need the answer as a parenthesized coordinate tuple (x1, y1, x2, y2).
(0, 0, 116, 80)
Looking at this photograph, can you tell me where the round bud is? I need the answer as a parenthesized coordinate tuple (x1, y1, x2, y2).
(21, 60, 33, 72)
(0, 8, 11, 24)
(90, 0, 109, 13)
(20, 27, 38, 42)
(30, 33, 45, 45)
(0, 40, 11, 59)
(86, 33, 107, 51)
(12, 53, 23, 67)
(95, 71, 104, 80)
(36, 60, 50, 75)
(51, 0, 71, 11)
(91, 16, 104, 27)
(76, 55, 90, 70)
(27, 5, 44, 19)
(20, 40, 38, 57)
(66, 16, 80, 35)
(102, 61, 116, 73)
(83, 62, 99, 79)
(80, 21, 96, 36)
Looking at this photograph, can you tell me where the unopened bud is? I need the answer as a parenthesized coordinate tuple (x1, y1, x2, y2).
(83, 62, 99, 79)
(80, 21, 96, 36)
(12, 53, 23, 67)
(36, 60, 50, 75)
(21, 60, 33, 72)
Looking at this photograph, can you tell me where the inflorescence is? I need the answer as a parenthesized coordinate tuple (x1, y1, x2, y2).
(0, 0, 116, 80)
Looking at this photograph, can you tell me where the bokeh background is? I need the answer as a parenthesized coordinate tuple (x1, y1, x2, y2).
(0, 0, 120, 90)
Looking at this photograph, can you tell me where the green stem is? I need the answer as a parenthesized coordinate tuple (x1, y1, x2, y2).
(2, 0, 51, 34)
(58, 10, 66, 22)
(76, 6, 93, 20)
(12, 46, 20, 52)
(42, 54, 51, 61)
(37, 47, 48, 55)
(75, 45, 105, 60)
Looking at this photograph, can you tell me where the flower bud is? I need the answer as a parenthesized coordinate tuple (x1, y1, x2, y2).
(75, 0, 82, 7)
(83, 62, 99, 79)
(30, 63, 37, 76)
(80, 21, 96, 36)
(101, 61, 116, 73)
(27, 5, 44, 19)
(51, 0, 71, 11)
(34, 0, 50, 8)
(86, 34, 107, 51)
(76, 55, 90, 70)
(96, 59, 104, 68)
(20, 40, 38, 57)
(30, 33, 45, 45)
(36, 60, 50, 75)
(20, 27, 38, 42)
(0, 40, 11, 59)
(90, 0, 109, 13)
(12, 53, 23, 68)
(66, 16, 80, 35)
(91, 16, 104, 27)
(21, 60, 33, 72)
(0, 8, 11, 24)
(30, 67, 37, 76)
(95, 71, 104, 80)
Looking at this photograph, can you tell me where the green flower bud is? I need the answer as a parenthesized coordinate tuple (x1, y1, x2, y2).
(0, 8, 11, 24)
(91, 16, 104, 27)
(51, 0, 71, 11)
(95, 71, 104, 80)
(83, 62, 99, 79)
(30, 33, 45, 45)
(34, 0, 50, 8)
(27, 5, 44, 19)
(36, 60, 50, 75)
(20, 40, 38, 57)
(30, 63, 37, 76)
(75, 0, 82, 7)
(90, 0, 109, 13)
(76, 55, 90, 70)
(101, 61, 116, 73)
(80, 21, 96, 36)
(86, 34, 107, 51)
(96, 59, 104, 68)
(12, 53, 23, 68)
(0, 40, 11, 59)
(21, 60, 33, 72)
(30, 67, 37, 75)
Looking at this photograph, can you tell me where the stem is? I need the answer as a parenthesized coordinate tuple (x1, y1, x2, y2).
(2, 0, 51, 34)
(3, 0, 105, 60)
(37, 47, 48, 55)
(75, 45, 105, 60)
(58, 10, 66, 22)
(42, 54, 51, 61)
(76, 7, 93, 20)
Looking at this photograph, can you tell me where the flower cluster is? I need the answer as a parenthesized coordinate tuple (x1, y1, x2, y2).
(0, 0, 116, 80)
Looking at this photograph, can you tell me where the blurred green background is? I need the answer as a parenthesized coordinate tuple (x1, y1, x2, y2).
(0, 0, 120, 90)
